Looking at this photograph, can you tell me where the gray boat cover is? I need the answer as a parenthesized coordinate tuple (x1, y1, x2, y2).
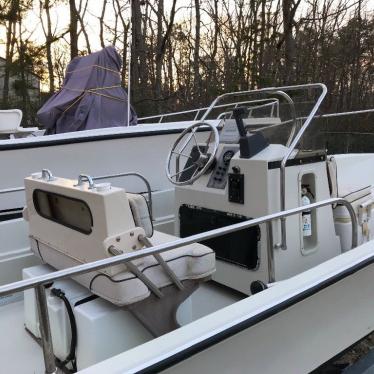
(37, 46, 137, 134)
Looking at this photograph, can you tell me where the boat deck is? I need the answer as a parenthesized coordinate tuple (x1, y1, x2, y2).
(0, 300, 44, 374)
(0, 281, 242, 373)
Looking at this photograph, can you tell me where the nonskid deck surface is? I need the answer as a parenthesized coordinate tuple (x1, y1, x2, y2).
(0, 281, 242, 373)
(0, 300, 44, 374)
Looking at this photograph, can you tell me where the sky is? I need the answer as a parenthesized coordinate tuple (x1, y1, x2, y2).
(2, 0, 191, 53)
(1, 0, 372, 57)
(0, 0, 373, 78)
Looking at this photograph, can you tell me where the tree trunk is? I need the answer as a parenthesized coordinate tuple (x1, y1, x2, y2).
(42, 0, 55, 93)
(77, 0, 91, 53)
(258, 0, 266, 85)
(99, 0, 107, 48)
(17, 13, 30, 125)
(131, 0, 148, 105)
(282, 0, 300, 83)
(155, 0, 164, 101)
(69, 0, 79, 60)
(114, 0, 129, 85)
(2, 19, 13, 106)
(193, 0, 201, 104)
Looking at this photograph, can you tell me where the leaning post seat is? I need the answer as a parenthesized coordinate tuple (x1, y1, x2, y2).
(23, 171, 215, 307)
(327, 155, 374, 251)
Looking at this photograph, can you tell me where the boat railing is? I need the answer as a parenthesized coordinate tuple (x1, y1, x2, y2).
(248, 108, 374, 139)
(196, 83, 328, 251)
(270, 108, 374, 127)
(0, 196, 356, 374)
(0, 170, 153, 218)
(216, 100, 279, 120)
(138, 98, 280, 123)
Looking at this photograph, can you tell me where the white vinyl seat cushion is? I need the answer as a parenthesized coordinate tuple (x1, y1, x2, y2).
(31, 231, 215, 306)
(327, 156, 372, 203)
(127, 193, 153, 237)
(338, 186, 372, 203)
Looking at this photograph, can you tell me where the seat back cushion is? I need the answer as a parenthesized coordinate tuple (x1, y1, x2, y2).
(127, 193, 153, 237)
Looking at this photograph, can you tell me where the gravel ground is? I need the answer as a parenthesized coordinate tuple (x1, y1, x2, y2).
(315, 332, 374, 373)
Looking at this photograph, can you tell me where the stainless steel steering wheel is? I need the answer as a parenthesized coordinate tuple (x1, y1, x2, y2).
(166, 122, 219, 186)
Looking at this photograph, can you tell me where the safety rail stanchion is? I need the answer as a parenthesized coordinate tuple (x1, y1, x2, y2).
(35, 284, 57, 374)
(278, 84, 327, 250)
(266, 221, 275, 283)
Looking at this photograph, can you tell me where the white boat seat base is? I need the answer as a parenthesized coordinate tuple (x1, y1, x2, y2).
(31, 231, 215, 306)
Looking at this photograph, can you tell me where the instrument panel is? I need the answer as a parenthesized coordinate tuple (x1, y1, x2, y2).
(207, 146, 238, 189)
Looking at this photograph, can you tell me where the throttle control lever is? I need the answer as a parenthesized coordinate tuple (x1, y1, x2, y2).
(232, 106, 268, 159)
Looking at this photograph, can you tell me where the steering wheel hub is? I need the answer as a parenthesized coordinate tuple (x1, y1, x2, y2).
(166, 122, 219, 186)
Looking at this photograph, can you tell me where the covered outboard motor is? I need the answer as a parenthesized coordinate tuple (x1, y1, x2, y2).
(38, 46, 137, 134)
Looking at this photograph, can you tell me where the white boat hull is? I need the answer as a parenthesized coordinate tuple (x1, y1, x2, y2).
(0, 122, 212, 217)
(82, 242, 374, 374)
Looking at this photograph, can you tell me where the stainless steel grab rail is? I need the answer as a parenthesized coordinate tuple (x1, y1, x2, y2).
(199, 83, 328, 251)
(250, 107, 374, 134)
(92, 172, 153, 218)
(138, 98, 280, 122)
(0, 197, 356, 373)
(271, 108, 374, 128)
(278, 84, 327, 250)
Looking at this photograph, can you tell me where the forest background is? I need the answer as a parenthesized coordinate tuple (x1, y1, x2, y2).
(0, 0, 373, 151)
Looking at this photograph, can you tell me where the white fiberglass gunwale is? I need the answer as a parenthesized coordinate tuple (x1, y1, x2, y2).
(80, 241, 374, 374)
(0, 120, 220, 150)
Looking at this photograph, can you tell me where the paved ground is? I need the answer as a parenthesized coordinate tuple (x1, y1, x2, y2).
(315, 333, 374, 373)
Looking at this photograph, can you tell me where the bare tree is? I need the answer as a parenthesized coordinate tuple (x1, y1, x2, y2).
(99, 0, 108, 48)
(281, 0, 302, 83)
(76, 0, 91, 53)
(1, 0, 18, 106)
(39, 0, 55, 93)
(69, 0, 78, 59)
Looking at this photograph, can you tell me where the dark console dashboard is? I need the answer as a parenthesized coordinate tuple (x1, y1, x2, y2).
(207, 146, 238, 189)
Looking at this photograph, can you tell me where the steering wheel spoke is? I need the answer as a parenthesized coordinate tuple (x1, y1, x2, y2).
(166, 122, 219, 186)
(171, 150, 192, 159)
(191, 129, 202, 155)
(170, 163, 198, 180)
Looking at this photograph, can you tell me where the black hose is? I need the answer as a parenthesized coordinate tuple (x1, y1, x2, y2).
(51, 288, 78, 372)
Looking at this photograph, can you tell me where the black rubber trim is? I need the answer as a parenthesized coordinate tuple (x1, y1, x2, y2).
(0, 127, 199, 151)
(35, 239, 45, 262)
(268, 154, 326, 169)
(89, 252, 214, 291)
(0, 210, 23, 221)
(136, 253, 374, 374)
(0, 207, 23, 214)
(74, 294, 99, 307)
